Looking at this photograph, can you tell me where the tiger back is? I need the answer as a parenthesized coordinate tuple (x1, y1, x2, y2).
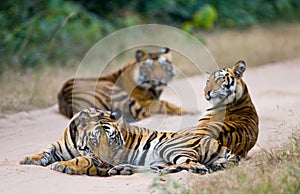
(179, 60, 259, 158)
(58, 48, 188, 122)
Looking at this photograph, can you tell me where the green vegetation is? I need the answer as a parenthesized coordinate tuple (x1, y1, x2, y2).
(0, 0, 114, 73)
(150, 174, 190, 194)
(1, 0, 300, 73)
(72, 0, 300, 27)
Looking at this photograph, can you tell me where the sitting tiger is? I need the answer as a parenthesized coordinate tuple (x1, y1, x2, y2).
(179, 60, 259, 158)
(20, 108, 238, 176)
(58, 47, 188, 122)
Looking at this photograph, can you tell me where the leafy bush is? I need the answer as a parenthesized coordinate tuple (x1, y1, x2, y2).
(1, 0, 300, 72)
(0, 0, 114, 73)
(182, 4, 218, 32)
(69, 0, 300, 32)
(212, 0, 300, 28)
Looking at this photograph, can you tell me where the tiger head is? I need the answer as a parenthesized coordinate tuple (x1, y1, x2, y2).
(69, 108, 123, 160)
(204, 60, 246, 105)
(133, 47, 175, 91)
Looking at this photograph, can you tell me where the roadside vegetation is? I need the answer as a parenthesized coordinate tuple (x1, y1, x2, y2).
(1, 0, 300, 74)
(150, 129, 300, 194)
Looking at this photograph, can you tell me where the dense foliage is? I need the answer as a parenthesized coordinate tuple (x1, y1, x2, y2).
(1, 0, 299, 73)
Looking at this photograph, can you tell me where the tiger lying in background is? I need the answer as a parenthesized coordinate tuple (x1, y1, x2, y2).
(58, 47, 188, 122)
(20, 60, 258, 176)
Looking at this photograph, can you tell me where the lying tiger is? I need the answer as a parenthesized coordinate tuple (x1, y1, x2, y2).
(20, 60, 258, 175)
(58, 47, 188, 122)
(20, 108, 238, 175)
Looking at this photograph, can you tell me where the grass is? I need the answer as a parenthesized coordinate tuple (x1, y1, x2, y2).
(0, 64, 76, 118)
(203, 23, 300, 67)
(149, 130, 300, 194)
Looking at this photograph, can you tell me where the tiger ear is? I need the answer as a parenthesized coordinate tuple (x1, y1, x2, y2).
(110, 108, 122, 120)
(76, 111, 91, 128)
(204, 71, 211, 79)
(78, 111, 90, 120)
(136, 50, 146, 62)
(161, 47, 172, 61)
(232, 60, 246, 78)
(69, 119, 77, 132)
(161, 47, 170, 53)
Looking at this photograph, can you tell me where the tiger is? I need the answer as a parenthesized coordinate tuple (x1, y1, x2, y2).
(58, 47, 189, 122)
(178, 60, 259, 158)
(20, 108, 239, 176)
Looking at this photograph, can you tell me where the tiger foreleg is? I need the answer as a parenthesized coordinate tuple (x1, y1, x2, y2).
(20, 142, 69, 166)
(20, 128, 81, 166)
(20, 151, 53, 166)
(49, 156, 110, 176)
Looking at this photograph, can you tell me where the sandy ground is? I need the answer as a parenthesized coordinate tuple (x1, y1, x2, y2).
(0, 59, 300, 194)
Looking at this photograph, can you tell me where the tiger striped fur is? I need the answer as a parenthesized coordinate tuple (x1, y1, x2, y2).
(20, 108, 239, 176)
(58, 48, 188, 122)
(179, 60, 259, 158)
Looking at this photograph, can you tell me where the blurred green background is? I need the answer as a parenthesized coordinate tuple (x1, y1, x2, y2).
(1, 0, 300, 74)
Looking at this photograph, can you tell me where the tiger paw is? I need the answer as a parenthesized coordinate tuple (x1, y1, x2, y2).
(108, 164, 133, 176)
(226, 153, 240, 164)
(19, 155, 49, 166)
(210, 154, 240, 171)
(188, 164, 209, 174)
(50, 161, 82, 175)
(225, 153, 240, 168)
(209, 158, 227, 171)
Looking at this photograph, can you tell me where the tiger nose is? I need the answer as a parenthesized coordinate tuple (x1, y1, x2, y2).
(154, 75, 167, 84)
(154, 73, 165, 80)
